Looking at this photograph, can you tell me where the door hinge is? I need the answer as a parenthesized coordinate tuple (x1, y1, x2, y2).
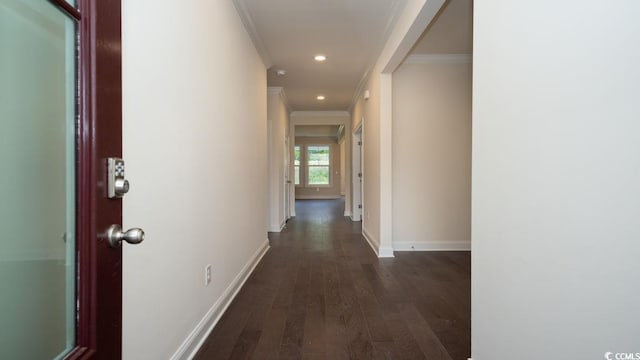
(357, 141, 362, 146)
(358, 172, 362, 178)
(358, 204, 362, 209)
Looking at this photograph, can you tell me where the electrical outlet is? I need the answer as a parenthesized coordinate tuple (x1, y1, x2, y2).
(205, 264, 212, 286)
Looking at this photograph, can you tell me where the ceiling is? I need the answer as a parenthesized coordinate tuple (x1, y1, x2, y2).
(234, 0, 473, 112)
(411, 0, 473, 55)
(234, 0, 406, 111)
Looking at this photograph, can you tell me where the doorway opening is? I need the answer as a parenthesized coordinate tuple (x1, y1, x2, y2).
(290, 113, 352, 218)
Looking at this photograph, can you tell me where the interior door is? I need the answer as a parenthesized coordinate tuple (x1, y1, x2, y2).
(0, 0, 125, 359)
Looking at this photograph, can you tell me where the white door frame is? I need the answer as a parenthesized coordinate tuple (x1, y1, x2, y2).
(284, 135, 291, 220)
(352, 123, 363, 221)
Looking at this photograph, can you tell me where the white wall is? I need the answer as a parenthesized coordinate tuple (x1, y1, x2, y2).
(392, 58, 471, 251)
(351, 77, 382, 254)
(351, 0, 446, 258)
(473, 2, 640, 359)
(122, 1, 268, 359)
(267, 87, 289, 232)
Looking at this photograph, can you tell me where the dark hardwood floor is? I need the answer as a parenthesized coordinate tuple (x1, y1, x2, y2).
(195, 199, 470, 360)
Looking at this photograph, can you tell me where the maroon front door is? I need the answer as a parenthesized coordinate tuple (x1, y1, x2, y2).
(49, 1, 125, 359)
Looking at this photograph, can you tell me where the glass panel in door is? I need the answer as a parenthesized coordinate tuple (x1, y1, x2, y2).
(0, 0, 77, 358)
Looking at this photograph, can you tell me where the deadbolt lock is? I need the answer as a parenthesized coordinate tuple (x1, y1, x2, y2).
(107, 157, 130, 198)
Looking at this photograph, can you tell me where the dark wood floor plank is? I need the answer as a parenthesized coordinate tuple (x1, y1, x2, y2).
(302, 261, 326, 355)
(371, 341, 399, 360)
(397, 302, 452, 360)
(339, 283, 374, 360)
(195, 289, 256, 359)
(228, 329, 261, 360)
(324, 315, 350, 360)
(278, 264, 311, 359)
(322, 260, 342, 318)
(301, 353, 325, 360)
(249, 308, 288, 360)
(195, 199, 470, 360)
(384, 317, 427, 360)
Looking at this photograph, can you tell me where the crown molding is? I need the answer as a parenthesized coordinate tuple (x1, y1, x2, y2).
(290, 111, 351, 118)
(267, 87, 292, 114)
(232, 0, 273, 68)
(349, 0, 404, 112)
(404, 54, 472, 64)
(348, 68, 372, 113)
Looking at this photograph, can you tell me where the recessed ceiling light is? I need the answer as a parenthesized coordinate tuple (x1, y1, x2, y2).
(316, 95, 326, 100)
(314, 55, 327, 62)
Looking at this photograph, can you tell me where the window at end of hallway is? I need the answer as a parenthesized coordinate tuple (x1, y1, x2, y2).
(294, 145, 301, 185)
(307, 145, 330, 186)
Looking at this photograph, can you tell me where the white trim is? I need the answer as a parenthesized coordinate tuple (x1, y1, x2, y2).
(290, 111, 350, 118)
(362, 226, 380, 256)
(344, 210, 352, 217)
(350, 214, 361, 222)
(348, 69, 372, 114)
(379, 0, 445, 73)
(295, 195, 342, 200)
(267, 86, 283, 95)
(268, 220, 287, 233)
(267, 86, 292, 113)
(170, 239, 270, 360)
(231, 0, 272, 68)
(379, 73, 393, 256)
(404, 54, 473, 64)
(393, 241, 471, 251)
(352, 126, 363, 222)
(353, 121, 363, 135)
(304, 143, 333, 188)
(378, 246, 395, 258)
(347, 0, 405, 113)
(362, 226, 394, 258)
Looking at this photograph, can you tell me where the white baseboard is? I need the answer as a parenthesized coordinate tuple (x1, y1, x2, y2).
(362, 227, 394, 258)
(393, 240, 471, 251)
(378, 246, 395, 258)
(344, 210, 352, 217)
(268, 220, 286, 233)
(295, 195, 341, 200)
(170, 239, 270, 360)
(362, 227, 380, 256)
(350, 214, 362, 222)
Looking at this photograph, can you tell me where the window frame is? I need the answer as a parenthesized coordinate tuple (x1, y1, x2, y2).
(305, 144, 331, 187)
(293, 145, 301, 187)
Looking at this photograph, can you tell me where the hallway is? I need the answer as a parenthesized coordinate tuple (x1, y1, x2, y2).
(195, 199, 470, 359)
